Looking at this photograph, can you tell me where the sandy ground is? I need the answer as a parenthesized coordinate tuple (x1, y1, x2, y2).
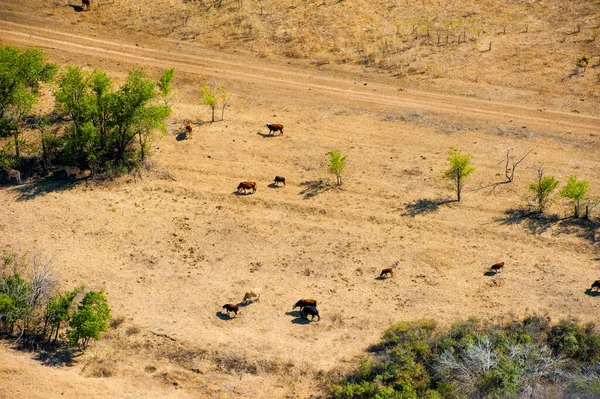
(1, 2, 600, 398)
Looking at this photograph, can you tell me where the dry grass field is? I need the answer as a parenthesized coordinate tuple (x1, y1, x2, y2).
(0, 0, 600, 397)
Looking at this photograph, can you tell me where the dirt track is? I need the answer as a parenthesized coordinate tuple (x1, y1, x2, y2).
(1, 19, 599, 135)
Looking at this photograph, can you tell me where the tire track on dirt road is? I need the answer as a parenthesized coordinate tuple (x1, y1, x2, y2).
(1, 20, 599, 136)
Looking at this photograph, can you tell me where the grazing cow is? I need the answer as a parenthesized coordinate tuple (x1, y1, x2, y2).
(222, 303, 240, 317)
(591, 280, 600, 291)
(274, 176, 286, 186)
(82, 0, 91, 10)
(5, 168, 22, 184)
(301, 306, 320, 321)
(237, 181, 257, 194)
(185, 123, 194, 138)
(57, 166, 80, 179)
(243, 288, 262, 304)
(293, 299, 317, 311)
(379, 268, 393, 278)
(265, 123, 284, 135)
(490, 262, 504, 273)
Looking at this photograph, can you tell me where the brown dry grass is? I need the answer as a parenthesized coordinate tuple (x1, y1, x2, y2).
(0, 0, 599, 397)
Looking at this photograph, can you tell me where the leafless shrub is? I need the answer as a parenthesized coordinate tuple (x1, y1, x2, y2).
(110, 316, 126, 329)
(126, 325, 141, 335)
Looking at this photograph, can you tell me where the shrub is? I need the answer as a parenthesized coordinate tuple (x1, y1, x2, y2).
(67, 290, 112, 350)
(529, 167, 559, 214)
(328, 149, 348, 186)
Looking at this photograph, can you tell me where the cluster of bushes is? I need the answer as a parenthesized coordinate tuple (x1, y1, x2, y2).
(0, 253, 111, 350)
(0, 44, 173, 176)
(329, 316, 600, 399)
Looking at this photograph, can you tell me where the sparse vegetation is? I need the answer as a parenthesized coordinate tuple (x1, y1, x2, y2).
(329, 316, 600, 399)
(443, 148, 475, 202)
(328, 149, 348, 186)
(0, 251, 112, 352)
(529, 167, 559, 214)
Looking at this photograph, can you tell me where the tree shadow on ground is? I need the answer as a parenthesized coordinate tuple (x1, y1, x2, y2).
(495, 209, 599, 243)
(584, 289, 600, 297)
(494, 209, 559, 235)
(402, 198, 455, 217)
(33, 345, 76, 367)
(298, 180, 333, 199)
(7, 177, 82, 202)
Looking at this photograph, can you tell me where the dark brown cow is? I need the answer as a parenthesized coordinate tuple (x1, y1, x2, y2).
(293, 299, 317, 311)
(185, 123, 194, 138)
(274, 176, 286, 186)
(301, 306, 320, 321)
(237, 181, 257, 194)
(379, 268, 393, 278)
(82, 0, 91, 10)
(490, 262, 504, 273)
(222, 303, 239, 317)
(266, 123, 284, 135)
(591, 280, 600, 291)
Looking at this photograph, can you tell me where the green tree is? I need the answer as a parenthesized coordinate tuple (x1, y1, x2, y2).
(157, 68, 175, 106)
(328, 149, 348, 186)
(0, 45, 57, 158)
(0, 273, 32, 335)
(199, 84, 227, 122)
(529, 168, 559, 214)
(560, 176, 589, 218)
(67, 290, 111, 350)
(443, 148, 475, 202)
(44, 285, 83, 344)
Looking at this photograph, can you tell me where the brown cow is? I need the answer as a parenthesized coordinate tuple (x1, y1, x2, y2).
(237, 181, 256, 194)
(490, 262, 504, 273)
(293, 299, 317, 311)
(57, 166, 81, 179)
(222, 303, 240, 317)
(185, 123, 194, 138)
(274, 176, 286, 186)
(379, 268, 393, 278)
(591, 280, 600, 291)
(4, 168, 22, 184)
(266, 123, 284, 135)
(82, 0, 91, 11)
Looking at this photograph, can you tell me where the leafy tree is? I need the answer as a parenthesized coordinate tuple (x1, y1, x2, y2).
(157, 68, 175, 106)
(0, 273, 32, 335)
(328, 149, 348, 186)
(560, 175, 589, 218)
(67, 290, 111, 349)
(44, 285, 83, 343)
(199, 84, 227, 122)
(443, 148, 475, 202)
(529, 167, 559, 214)
(54, 67, 171, 171)
(0, 45, 57, 158)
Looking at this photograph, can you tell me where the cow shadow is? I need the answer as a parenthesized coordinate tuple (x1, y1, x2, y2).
(236, 301, 251, 307)
(175, 132, 189, 141)
(69, 4, 86, 12)
(268, 182, 284, 189)
(256, 131, 277, 138)
(290, 317, 311, 325)
(402, 198, 455, 217)
(584, 289, 600, 297)
(375, 276, 391, 281)
(285, 311, 302, 318)
(215, 311, 236, 320)
(232, 190, 255, 196)
(484, 271, 499, 277)
(298, 180, 333, 199)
